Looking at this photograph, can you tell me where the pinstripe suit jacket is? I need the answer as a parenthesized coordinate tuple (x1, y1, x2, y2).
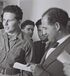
(33, 37, 70, 76)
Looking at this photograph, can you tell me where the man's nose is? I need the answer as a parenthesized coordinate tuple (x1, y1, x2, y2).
(42, 30, 46, 35)
(5, 20, 8, 26)
(29, 29, 33, 34)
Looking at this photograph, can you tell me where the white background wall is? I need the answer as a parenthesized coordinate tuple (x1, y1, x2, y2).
(3, 0, 20, 7)
(3, 0, 70, 41)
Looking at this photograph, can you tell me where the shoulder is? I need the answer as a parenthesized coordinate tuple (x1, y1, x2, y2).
(34, 41, 42, 47)
(34, 40, 41, 44)
(0, 29, 4, 34)
(65, 42, 70, 53)
(0, 29, 5, 38)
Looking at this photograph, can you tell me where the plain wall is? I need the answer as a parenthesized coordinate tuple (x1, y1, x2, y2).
(3, 0, 20, 7)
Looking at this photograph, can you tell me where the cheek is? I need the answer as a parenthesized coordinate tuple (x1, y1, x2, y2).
(9, 24, 15, 30)
(8, 22, 14, 26)
(3, 23, 4, 27)
(24, 29, 29, 33)
(47, 30, 53, 38)
(38, 32, 42, 36)
(3, 21, 6, 26)
(49, 31, 56, 40)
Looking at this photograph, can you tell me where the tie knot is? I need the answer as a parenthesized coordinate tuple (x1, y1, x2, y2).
(50, 42, 59, 48)
(53, 42, 59, 48)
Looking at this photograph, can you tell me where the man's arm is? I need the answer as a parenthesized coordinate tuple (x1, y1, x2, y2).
(30, 64, 50, 76)
(63, 63, 70, 76)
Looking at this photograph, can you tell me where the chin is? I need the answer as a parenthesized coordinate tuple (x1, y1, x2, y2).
(4, 30, 9, 33)
(5, 30, 11, 34)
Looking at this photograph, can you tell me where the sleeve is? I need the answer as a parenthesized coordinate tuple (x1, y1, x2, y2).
(33, 64, 50, 76)
(15, 48, 26, 64)
(24, 41, 33, 63)
(23, 33, 34, 63)
(6, 48, 26, 68)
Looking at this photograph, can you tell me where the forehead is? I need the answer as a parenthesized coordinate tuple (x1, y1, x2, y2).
(42, 15, 49, 24)
(41, 15, 50, 28)
(41, 15, 55, 29)
(3, 12, 16, 19)
(37, 25, 42, 29)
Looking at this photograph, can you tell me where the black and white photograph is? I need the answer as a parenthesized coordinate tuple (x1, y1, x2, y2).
(0, 0, 70, 76)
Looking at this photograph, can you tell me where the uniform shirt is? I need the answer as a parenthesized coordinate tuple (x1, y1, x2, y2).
(0, 29, 33, 75)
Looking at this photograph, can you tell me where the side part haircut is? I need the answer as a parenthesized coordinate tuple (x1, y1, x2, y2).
(21, 20, 35, 29)
(35, 19, 41, 28)
(42, 8, 68, 28)
(1, 5, 23, 20)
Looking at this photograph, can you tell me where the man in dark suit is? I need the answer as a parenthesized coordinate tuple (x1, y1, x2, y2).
(32, 19, 49, 64)
(66, 18, 70, 33)
(30, 8, 70, 76)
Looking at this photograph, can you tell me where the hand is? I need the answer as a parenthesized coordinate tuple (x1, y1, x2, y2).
(63, 63, 70, 76)
(30, 64, 37, 72)
(26, 63, 30, 67)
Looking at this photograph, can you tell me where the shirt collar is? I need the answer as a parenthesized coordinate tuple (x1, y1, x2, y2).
(17, 31, 23, 40)
(57, 34, 70, 45)
(3, 30, 23, 40)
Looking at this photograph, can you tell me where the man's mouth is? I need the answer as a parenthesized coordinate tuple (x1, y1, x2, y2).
(4, 27, 9, 30)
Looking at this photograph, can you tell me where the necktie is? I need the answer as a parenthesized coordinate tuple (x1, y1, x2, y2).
(45, 42, 59, 59)
(50, 42, 59, 48)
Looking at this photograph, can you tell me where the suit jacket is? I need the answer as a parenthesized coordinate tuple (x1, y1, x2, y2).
(33, 37, 70, 76)
(31, 41, 46, 64)
(0, 29, 33, 75)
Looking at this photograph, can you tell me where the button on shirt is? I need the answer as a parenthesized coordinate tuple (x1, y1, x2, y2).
(8, 34, 18, 50)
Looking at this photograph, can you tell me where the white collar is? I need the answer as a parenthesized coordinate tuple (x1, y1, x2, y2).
(57, 34, 70, 45)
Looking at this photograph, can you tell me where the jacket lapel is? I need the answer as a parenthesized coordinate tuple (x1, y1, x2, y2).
(3, 33, 10, 52)
(40, 42, 50, 64)
(43, 37, 70, 69)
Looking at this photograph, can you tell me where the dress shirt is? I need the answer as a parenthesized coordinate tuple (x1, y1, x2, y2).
(57, 35, 70, 63)
(45, 34, 70, 59)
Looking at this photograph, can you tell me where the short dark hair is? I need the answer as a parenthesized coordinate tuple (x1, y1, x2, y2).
(68, 18, 70, 21)
(21, 20, 35, 29)
(66, 18, 70, 33)
(1, 5, 23, 20)
(42, 8, 68, 28)
(35, 19, 41, 28)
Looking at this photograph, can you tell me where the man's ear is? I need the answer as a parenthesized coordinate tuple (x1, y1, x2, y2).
(55, 22, 60, 31)
(18, 20, 22, 28)
(18, 20, 22, 24)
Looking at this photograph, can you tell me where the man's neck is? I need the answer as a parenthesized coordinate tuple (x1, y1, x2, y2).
(7, 28, 21, 36)
(55, 30, 69, 41)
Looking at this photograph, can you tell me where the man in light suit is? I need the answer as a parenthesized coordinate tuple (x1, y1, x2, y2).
(0, 5, 33, 76)
(30, 7, 70, 76)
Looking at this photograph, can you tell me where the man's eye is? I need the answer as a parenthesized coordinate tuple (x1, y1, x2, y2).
(43, 28, 47, 30)
(28, 28, 31, 30)
(8, 19, 15, 22)
(38, 30, 41, 32)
